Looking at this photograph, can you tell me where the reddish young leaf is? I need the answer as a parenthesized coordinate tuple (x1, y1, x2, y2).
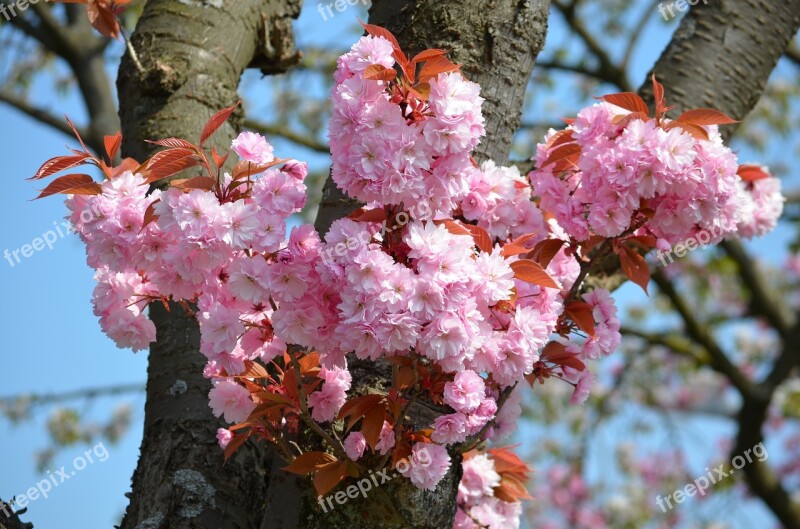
(144, 148, 200, 183)
(361, 403, 387, 449)
(737, 164, 770, 183)
(527, 239, 565, 268)
(651, 74, 671, 118)
(230, 159, 283, 180)
(623, 234, 657, 252)
(390, 48, 414, 82)
(359, 20, 401, 50)
(200, 102, 240, 146)
(542, 143, 582, 169)
(298, 352, 321, 375)
(597, 93, 649, 115)
(169, 176, 216, 191)
(464, 224, 493, 253)
(494, 474, 532, 503)
(29, 154, 90, 180)
(439, 220, 471, 237)
(147, 138, 198, 151)
(418, 56, 460, 83)
(540, 341, 567, 360)
(223, 431, 251, 461)
(412, 49, 448, 64)
(283, 451, 338, 475)
(510, 259, 560, 289)
(35, 174, 101, 199)
(412, 82, 431, 100)
(104, 132, 122, 161)
(87, 1, 121, 39)
(364, 64, 397, 82)
(313, 461, 349, 497)
(488, 447, 533, 478)
(64, 115, 90, 154)
(619, 245, 650, 294)
(239, 360, 270, 379)
(665, 121, 709, 141)
(564, 301, 596, 337)
(676, 108, 739, 126)
(348, 207, 388, 223)
(141, 199, 160, 231)
(545, 129, 576, 150)
(500, 243, 529, 258)
(211, 147, 230, 169)
(338, 394, 385, 423)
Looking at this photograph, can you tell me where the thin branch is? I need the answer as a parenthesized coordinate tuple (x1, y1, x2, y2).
(651, 269, 756, 396)
(720, 239, 793, 338)
(551, 0, 631, 91)
(287, 345, 347, 459)
(0, 383, 144, 409)
(622, 0, 660, 72)
(0, 90, 88, 140)
(244, 119, 329, 154)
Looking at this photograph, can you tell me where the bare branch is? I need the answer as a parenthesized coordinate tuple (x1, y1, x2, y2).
(244, 119, 329, 154)
(551, 0, 631, 91)
(0, 90, 92, 145)
(719, 239, 794, 338)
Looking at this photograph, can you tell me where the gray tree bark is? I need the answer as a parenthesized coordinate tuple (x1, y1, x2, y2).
(115, 2, 301, 528)
(298, 2, 552, 528)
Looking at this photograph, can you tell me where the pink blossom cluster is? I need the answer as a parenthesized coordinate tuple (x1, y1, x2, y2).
(66, 171, 162, 351)
(329, 35, 485, 215)
(65, 134, 308, 365)
(455, 453, 522, 529)
(734, 166, 785, 238)
(530, 103, 780, 246)
(460, 160, 545, 242)
(302, 218, 561, 385)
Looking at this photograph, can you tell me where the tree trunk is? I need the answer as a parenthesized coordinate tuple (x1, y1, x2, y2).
(641, 3, 800, 527)
(297, 2, 551, 528)
(115, 2, 301, 528)
(641, 0, 800, 138)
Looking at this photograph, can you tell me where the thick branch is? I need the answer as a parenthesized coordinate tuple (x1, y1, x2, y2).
(719, 239, 793, 338)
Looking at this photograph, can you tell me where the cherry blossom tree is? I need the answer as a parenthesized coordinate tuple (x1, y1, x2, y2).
(2, 1, 800, 529)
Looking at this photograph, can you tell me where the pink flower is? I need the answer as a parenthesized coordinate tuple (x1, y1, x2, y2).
(307, 367, 351, 423)
(375, 421, 396, 455)
(232, 131, 274, 165)
(398, 443, 451, 491)
(208, 380, 256, 423)
(432, 413, 469, 445)
(569, 371, 593, 405)
(458, 454, 500, 504)
(344, 432, 367, 461)
(444, 370, 486, 413)
(216, 428, 234, 449)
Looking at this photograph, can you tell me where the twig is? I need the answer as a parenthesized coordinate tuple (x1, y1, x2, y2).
(287, 346, 347, 459)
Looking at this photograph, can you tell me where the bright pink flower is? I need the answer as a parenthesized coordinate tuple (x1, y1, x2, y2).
(398, 443, 451, 491)
(444, 371, 486, 413)
(232, 131, 274, 165)
(216, 428, 234, 449)
(208, 380, 255, 423)
(344, 431, 367, 461)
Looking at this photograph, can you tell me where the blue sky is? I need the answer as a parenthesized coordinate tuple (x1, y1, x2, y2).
(0, 3, 795, 528)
